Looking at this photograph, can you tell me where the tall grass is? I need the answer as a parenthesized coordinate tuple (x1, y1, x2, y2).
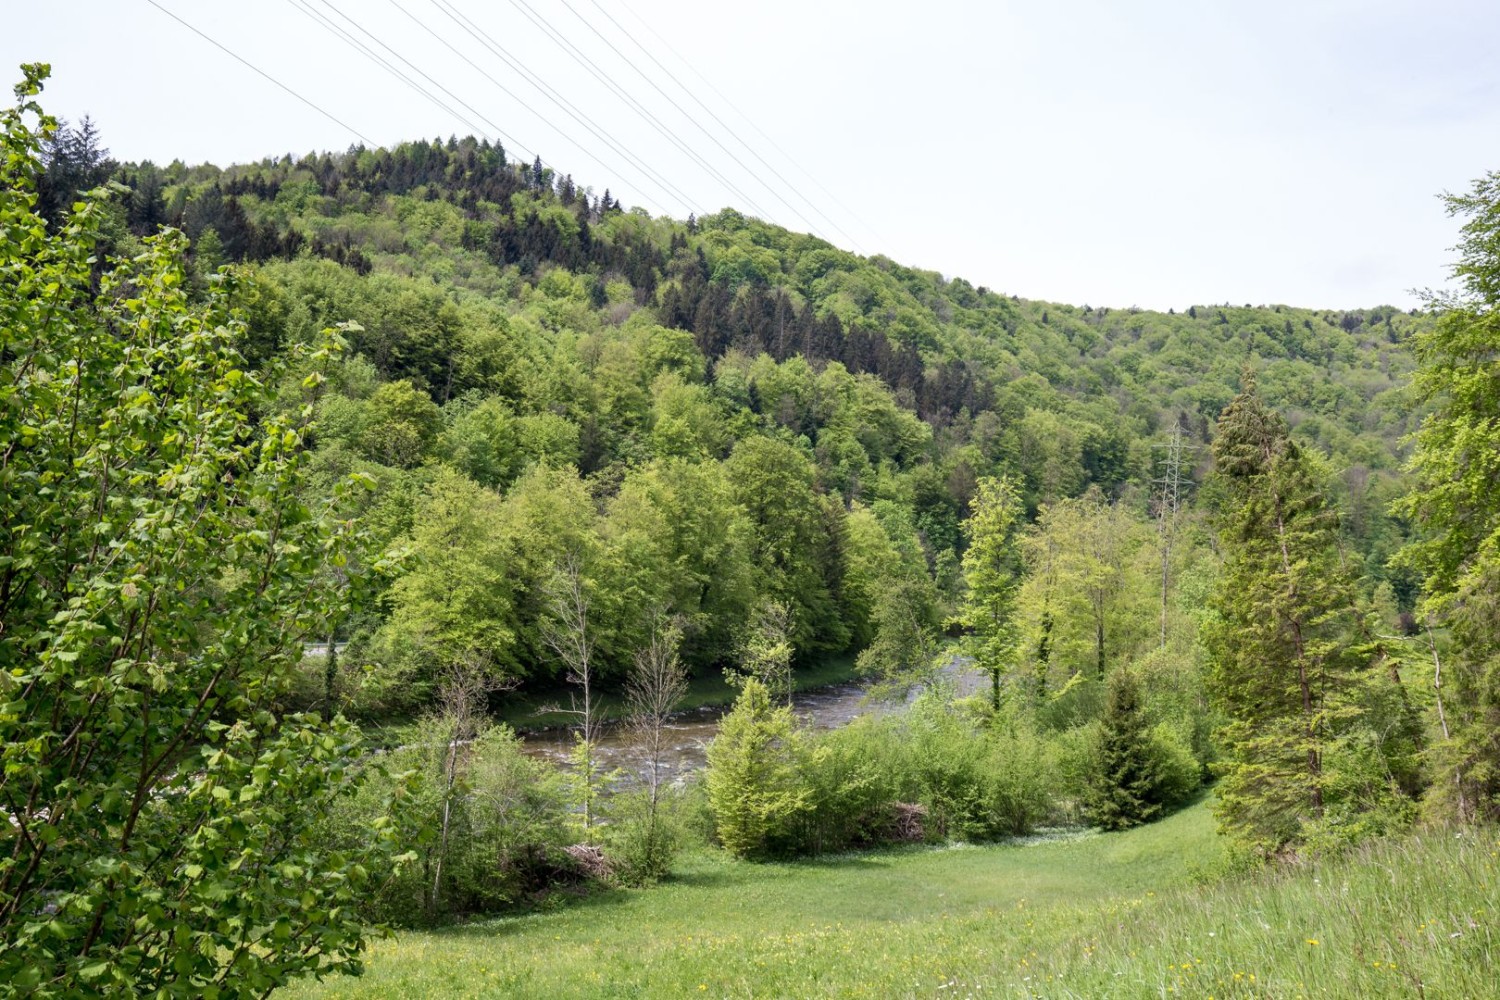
(281, 803, 1496, 998)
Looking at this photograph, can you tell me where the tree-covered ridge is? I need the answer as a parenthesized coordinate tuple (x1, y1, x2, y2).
(89, 132, 1421, 463)
(25, 125, 1417, 704)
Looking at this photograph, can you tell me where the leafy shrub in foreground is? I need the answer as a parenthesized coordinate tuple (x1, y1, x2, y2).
(330, 721, 576, 925)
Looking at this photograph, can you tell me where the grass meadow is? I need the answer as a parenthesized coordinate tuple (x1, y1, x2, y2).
(281, 799, 1496, 998)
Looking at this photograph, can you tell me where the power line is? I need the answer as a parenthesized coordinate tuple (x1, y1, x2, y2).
(382, 0, 687, 216)
(586, 0, 863, 252)
(422, 0, 700, 216)
(504, 0, 774, 229)
(286, 0, 496, 148)
(553, 0, 829, 239)
(308, 0, 539, 163)
(144, 0, 377, 147)
(613, 0, 885, 251)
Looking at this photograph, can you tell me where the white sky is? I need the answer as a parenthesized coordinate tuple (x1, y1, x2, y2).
(4, 0, 1497, 310)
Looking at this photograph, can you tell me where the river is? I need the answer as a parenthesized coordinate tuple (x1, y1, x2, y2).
(521, 661, 984, 787)
(520, 682, 877, 787)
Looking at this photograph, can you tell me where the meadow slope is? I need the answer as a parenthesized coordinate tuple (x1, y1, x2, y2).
(282, 802, 1496, 999)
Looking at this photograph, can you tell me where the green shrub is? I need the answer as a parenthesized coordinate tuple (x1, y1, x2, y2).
(983, 724, 1055, 836)
(331, 720, 575, 925)
(904, 696, 1052, 840)
(1150, 721, 1204, 808)
(705, 679, 807, 858)
(607, 786, 691, 885)
(1304, 729, 1419, 852)
(790, 715, 909, 853)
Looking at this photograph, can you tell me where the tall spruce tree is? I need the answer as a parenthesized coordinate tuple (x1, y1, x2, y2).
(1205, 375, 1361, 849)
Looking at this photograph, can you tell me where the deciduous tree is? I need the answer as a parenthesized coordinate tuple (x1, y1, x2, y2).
(0, 66, 397, 995)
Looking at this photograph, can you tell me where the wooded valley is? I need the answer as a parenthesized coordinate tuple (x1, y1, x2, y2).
(3, 61, 1498, 997)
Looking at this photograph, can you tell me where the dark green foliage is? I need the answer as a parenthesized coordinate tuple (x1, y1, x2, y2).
(1398, 169, 1500, 824)
(1087, 670, 1170, 830)
(1206, 377, 1417, 851)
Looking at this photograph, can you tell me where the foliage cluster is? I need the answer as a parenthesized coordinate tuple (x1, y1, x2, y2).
(0, 66, 401, 998)
(704, 679, 1194, 859)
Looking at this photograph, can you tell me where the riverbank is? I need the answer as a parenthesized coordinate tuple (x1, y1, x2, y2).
(357, 653, 863, 753)
(495, 651, 862, 732)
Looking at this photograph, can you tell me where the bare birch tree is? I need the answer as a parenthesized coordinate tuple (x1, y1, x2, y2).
(541, 556, 603, 837)
(625, 610, 688, 877)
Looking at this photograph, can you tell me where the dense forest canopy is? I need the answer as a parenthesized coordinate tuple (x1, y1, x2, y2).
(32, 120, 1429, 694)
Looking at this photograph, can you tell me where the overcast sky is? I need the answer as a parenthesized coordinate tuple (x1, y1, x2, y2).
(5, 0, 1498, 310)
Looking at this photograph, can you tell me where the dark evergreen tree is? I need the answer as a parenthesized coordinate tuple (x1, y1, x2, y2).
(1087, 669, 1164, 831)
(36, 115, 115, 224)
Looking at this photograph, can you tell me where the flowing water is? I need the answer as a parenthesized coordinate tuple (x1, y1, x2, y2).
(520, 660, 984, 787)
(520, 682, 877, 787)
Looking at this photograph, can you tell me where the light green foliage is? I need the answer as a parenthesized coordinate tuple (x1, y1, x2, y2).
(1397, 169, 1500, 823)
(1017, 490, 1155, 698)
(955, 476, 1025, 707)
(383, 469, 516, 687)
(494, 464, 600, 674)
(359, 378, 442, 468)
(439, 395, 519, 490)
(848, 503, 941, 690)
(648, 371, 727, 459)
(604, 786, 690, 886)
(704, 679, 806, 859)
(724, 436, 848, 655)
(512, 410, 581, 468)
(0, 66, 396, 995)
(902, 697, 1054, 840)
(728, 599, 796, 704)
(597, 459, 755, 670)
(339, 719, 573, 925)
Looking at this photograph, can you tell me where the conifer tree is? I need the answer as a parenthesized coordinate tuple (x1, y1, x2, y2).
(1398, 169, 1500, 822)
(705, 679, 804, 858)
(1205, 375, 1361, 849)
(1088, 669, 1164, 830)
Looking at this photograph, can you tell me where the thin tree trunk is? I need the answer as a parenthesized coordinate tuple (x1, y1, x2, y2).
(433, 729, 459, 914)
(1426, 620, 1450, 741)
(1160, 539, 1171, 649)
(1095, 615, 1106, 678)
(321, 628, 338, 723)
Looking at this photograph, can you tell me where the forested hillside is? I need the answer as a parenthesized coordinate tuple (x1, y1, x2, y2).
(40, 127, 1428, 706)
